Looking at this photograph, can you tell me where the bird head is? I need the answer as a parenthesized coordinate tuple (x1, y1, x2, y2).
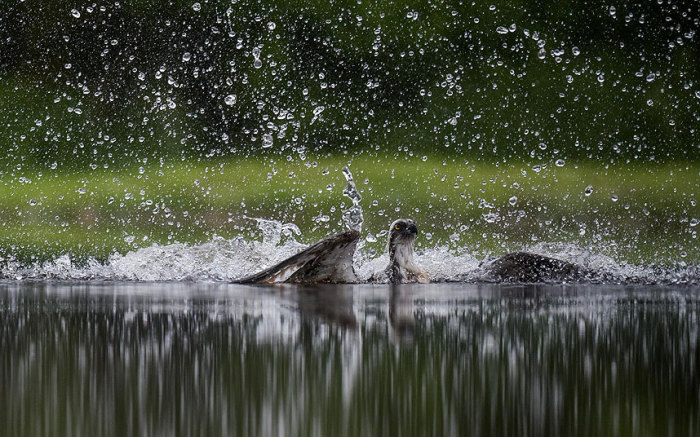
(387, 218, 418, 252)
(384, 218, 429, 284)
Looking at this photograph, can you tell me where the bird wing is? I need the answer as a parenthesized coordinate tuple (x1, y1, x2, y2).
(487, 251, 588, 282)
(235, 229, 360, 284)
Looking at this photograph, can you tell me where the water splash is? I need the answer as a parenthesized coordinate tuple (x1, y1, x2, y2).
(341, 166, 364, 233)
(1, 237, 697, 285)
(246, 217, 301, 247)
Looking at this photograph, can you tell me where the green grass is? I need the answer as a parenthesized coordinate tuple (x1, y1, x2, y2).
(1, 155, 697, 265)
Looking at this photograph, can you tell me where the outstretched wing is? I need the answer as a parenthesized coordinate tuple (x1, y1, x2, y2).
(487, 251, 588, 282)
(235, 229, 360, 284)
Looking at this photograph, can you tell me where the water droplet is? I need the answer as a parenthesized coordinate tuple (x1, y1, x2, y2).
(138, 167, 145, 174)
(537, 49, 546, 59)
(584, 185, 594, 196)
(555, 159, 566, 167)
(508, 196, 517, 206)
(70, 9, 80, 18)
(182, 52, 191, 62)
(108, 197, 114, 205)
(609, 6, 616, 17)
(124, 235, 135, 244)
(597, 73, 605, 83)
(267, 21, 276, 30)
(532, 164, 542, 173)
(29, 199, 37, 206)
(690, 218, 698, 227)
(77, 188, 87, 195)
(483, 212, 499, 223)
(646, 73, 655, 82)
(192, 2, 201, 11)
(611, 194, 619, 202)
(254, 59, 262, 69)
(496, 26, 509, 35)
(262, 134, 273, 148)
(341, 167, 364, 232)
(572, 46, 580, 56)
(224, 94, 237, 105)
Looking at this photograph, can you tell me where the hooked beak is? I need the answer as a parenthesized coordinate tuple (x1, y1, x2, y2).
(407, 223, 418, 235)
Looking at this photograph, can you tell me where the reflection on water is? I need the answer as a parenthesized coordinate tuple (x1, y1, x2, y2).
(0, 282, 698, 436)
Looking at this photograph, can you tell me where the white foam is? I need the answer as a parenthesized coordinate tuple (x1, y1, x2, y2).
(2, 233, 697, 285)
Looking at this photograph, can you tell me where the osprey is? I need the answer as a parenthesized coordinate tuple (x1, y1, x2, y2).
(235, 218, 585, 284)
(383, 219, 429, 284)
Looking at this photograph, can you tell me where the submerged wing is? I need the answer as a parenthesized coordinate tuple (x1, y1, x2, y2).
(235, 230, 360, 284)
(487, 251, 589, 282)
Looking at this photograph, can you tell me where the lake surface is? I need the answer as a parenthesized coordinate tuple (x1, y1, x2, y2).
(1, 281, 698, 436)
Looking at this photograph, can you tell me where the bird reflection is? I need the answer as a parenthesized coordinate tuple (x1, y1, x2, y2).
(388, 285, 416, 343)
(279, 284, 419, 343)
(282, 284, 418, 343)
(293, 284, 358, 329)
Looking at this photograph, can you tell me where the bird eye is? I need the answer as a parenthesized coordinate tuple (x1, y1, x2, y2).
(395, 224, 402, 230)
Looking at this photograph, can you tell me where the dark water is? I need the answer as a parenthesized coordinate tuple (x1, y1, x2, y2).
(1, 282, 698, 437)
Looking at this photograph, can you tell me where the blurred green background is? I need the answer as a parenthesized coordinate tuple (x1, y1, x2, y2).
(0, 0, 698, 265)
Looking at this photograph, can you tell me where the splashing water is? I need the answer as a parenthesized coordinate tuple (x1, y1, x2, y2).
(1, 235, 697, 285)
(0, 168, 696, 285)
(341, 166, 364, 233)
(246, 217, 301, 247)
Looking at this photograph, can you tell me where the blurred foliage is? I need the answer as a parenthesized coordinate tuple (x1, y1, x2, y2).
(1, 0, 699, 169)
(1, 157, 697, 264)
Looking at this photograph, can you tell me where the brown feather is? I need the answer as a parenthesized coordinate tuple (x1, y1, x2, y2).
(488, 251, 588, 282)
(235, 230, 360, 284)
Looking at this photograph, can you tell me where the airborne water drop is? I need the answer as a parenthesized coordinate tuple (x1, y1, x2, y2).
(224, 94, 237, 106)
